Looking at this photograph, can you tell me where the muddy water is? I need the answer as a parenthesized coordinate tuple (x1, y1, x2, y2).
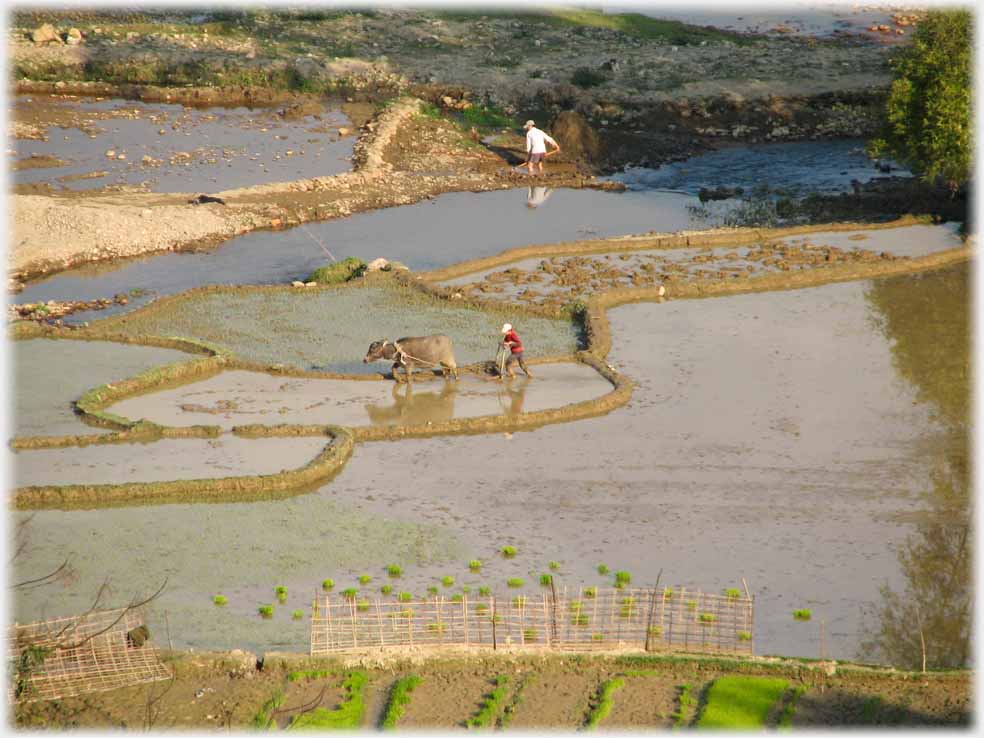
(106, 286, 579, 373)
(11, 436, 329, 488)
(105, 364, 613, 429)
(12, 95, 354, 192)
(16, 186, 698, 323)
(11, 267, 966, 659)
(770, 222, 964, 258)
(613, 139, 909, 196)
(11, 338, 191, 438)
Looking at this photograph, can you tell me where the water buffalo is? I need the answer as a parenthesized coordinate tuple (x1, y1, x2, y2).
(363, 335, 459, 385)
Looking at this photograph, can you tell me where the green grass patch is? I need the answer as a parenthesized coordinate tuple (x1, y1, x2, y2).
(539, 574, 553, 587)
(289, 669, 335, 681)
(584, 677, 625, 729)
(387, 564, 403, 578)
(585, 586, 598, 598)
(381, 584, 393, 595)
(467, 675, 511, 728)
(292, 609, 305, 620)
(699, 613, 718, 624)
(777, 685, 808, 728)
(793, 609, 812, 621)
(597, 564, 610, 576)
(427, 586, 439, 596)
(322, 578, 335, 591)
(507, 578, 525, 589)
(356, 599, 370, 612)
(213, 594, 228, 606)
(358, 574, 372, 585)
(307, 257, 367, 285)
(548, 560, 561, 571)
(258, 604, 274, 619)
(512, 596, 527, 608)
(341, 588, 358, 600)
(614, 571, 632, 587)
(380, 674, 422, 729)
(725, 588, 742, 599)
(478, 586, 491, 597)
(290, 670, 368, 729)
(549, 8, 751, 45)
(275, 585, 288, 603)
(469, 559, 483, 572)
(398, 592, 413, 602)
(460, 103, 518, 131)
(252, 691, 284, 729)
(672, 683, 696, 727)
(696, 676, 789, 729)
(501, 545, 517, 558)
(451, 593, 464, 603)
(441, 575, 455, 588)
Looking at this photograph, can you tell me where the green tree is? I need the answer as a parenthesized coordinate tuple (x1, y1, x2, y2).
(869, 10, 972, 188)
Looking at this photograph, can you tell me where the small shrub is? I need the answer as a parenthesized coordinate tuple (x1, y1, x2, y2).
(512, 596, 527, 608)
(479, 586, 492, 597)
(307, 256, 367, 284)
(387, 565, 403, 578)
(428, 622, 447, 634)
(725, 587, 742, 599)
(597, 564, 610, 575)
(427, 586, 439, 596)
(686, 600, 697, 611)
(462, 585, 471, 594)
(475, 603, 489, 613)
(469, 559, 482, 572)
(322, 579, 335, 591)
(258, 605, 274, 619)
(523, 627, 538, 642)
(381, 584, 393, 595)
(442, 575, 455, 588)
(359, 574, 372, 585)
(570, 600, 584, 613)
(213, 595, 228, 606)
(507, 578, 525, 588)
(572, 614, 590, 626)
(591, 633, 604, 642)
(341, 588, 358, 600)
(539, 574, 553, 587)
(451, 593, 464, 603)
(399, 608, 413, 619)
(275, 585, 288, 603)
(699, 613, 718, 624)
(572, 66, 609, 88)
(648, 626, 663, 638)
(292, 609, 305, 620)
(549, 561, 561, 571)
(738, 631, 752, 641)
(585, 586, 598, 598)
(793, 609, 812, 621)
(357, 599, 371, 612)
(501, 545, 517, 558)
(619, 597, 638, 618)
(614, 571, 632, 587)
(398, 592, 413, 602)
(663, 587, 674, 600)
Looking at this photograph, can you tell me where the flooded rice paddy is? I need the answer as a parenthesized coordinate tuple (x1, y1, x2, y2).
(101, 285, 580, 373)
(12, 94, 354, 192)
(439, 224, 960, 308)
(11, 264, 968, 661)
(105, 364, 612, 430)
(14, 138, 889, 324)
(12, 436, 329, 488)
(12, 338, 191, 438)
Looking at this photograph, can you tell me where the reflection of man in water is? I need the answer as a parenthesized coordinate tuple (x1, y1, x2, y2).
(500, 377, 530, 417)
(527, 185, 553, 209)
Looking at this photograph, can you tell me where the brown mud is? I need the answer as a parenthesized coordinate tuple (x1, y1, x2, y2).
(11, 650, 969, 729)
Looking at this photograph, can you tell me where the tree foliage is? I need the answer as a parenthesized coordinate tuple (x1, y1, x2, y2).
(870, 10, 972, 187)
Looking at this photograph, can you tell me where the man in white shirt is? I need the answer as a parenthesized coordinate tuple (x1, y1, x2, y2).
(524, 119, 561, 176)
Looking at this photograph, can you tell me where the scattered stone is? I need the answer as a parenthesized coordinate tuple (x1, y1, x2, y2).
(65, 28, 83, 45)
(105, 150, 116, 158)
(366, 257, 390, 272)
(30, 24, 62, 45)
(291, 280, 305, 287)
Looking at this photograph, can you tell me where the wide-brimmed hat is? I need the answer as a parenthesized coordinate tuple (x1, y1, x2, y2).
(501, 323, 513, 333)
(523, 120, 535, 129)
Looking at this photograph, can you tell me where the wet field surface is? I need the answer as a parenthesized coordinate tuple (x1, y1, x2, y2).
(12, 338, 191, 438)
(11, 265, 966, 659)
(13, 138, 899, 324)
(12, 94, 354, 192)
(439, 224, 961, 308)
(105, 364, 613, 429)
(11, 435, 330, 488)
(99, 285, 580, 373)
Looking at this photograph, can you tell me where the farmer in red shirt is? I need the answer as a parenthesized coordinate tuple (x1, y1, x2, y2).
(500, 323, 534, 379)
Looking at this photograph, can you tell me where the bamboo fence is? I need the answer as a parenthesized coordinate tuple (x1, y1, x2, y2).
(311, 586, 754, 656)
(8, 608, 172, 703)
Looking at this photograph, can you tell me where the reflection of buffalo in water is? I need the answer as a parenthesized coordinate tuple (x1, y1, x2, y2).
(365, 382, 458, 427)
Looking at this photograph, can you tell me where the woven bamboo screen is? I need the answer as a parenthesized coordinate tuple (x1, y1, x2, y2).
(311, 586, 753, 656)
(9, 608, 171, 703)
